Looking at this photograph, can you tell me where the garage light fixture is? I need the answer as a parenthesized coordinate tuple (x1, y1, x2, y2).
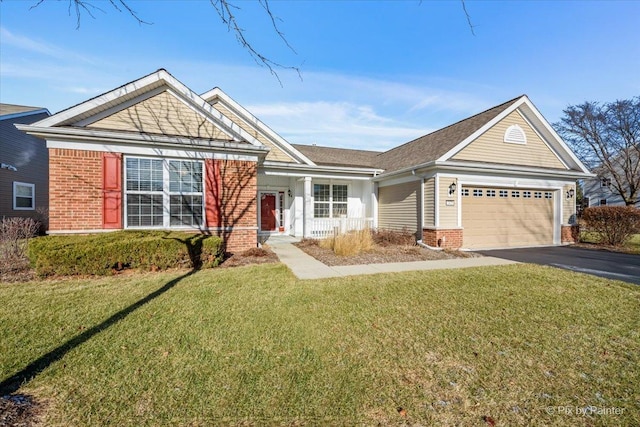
(449, 182, 456, 195)
(566, 189, 575, 199)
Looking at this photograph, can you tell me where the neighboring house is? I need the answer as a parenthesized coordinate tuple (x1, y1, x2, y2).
(18, 69, 593, 252)
(582, 152, 640, 207)
(0, 104, 50, 226)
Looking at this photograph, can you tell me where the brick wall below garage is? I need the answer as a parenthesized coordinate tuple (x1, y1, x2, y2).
(423, 228, 463, 249)
(561, 225, 580, 244)
(49, 148, 103, 231)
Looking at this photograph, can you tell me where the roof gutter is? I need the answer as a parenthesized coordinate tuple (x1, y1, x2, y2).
(262, 160, 383, 176)
(16, 124, 270, 156)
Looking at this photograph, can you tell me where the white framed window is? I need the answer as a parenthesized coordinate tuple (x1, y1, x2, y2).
(473, 189, 483, 197)
(600, 199, 607, 206)
(545, 192, 553, 199)
(486, 190, 496, 197)
(503, 124, 527, 144)
(461, 188, 469, 197)
(600, 178, 611, 188)
(534, 191, 542, 199)
(523, 191, 532, 198)
(512, 191, 520, 198)
(499, 190, 508, 198)
(313, 183, 348, 218)
(125, 157, 203, 228)
(13, 182, 35, 210)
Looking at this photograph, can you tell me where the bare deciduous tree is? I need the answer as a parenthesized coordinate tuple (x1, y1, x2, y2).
(30, 0, 475, 83)
(555, 97, 640, 206)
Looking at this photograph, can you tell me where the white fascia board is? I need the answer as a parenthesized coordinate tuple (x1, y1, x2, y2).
(372, 161, 437, 181)
(262, 160, 381, 175)
(517, 97, 592, 174)
(32, 70, 173, 127)
(203, 88, 316, 166)
(514, 108, 570, 170)
(47, 140, 259, 161)
(438, 171, 572, 189)
(0, 108, 50, 121)
(436, 160, 596, 179)
(16, 124, 269, 157)
(436, 96, 527, 162)
(28, 69, 264, 148)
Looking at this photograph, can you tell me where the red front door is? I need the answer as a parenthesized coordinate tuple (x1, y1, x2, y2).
(260, 193, 276, 231)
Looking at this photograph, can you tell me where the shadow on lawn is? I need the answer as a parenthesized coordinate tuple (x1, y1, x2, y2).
(0, 270, 195, 395)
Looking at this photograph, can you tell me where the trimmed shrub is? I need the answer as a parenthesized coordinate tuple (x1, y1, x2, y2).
(28, 231, 224, 277)
(581, 206, 640, 246)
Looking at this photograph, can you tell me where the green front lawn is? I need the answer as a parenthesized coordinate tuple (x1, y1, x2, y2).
(1, 264, 639, 426)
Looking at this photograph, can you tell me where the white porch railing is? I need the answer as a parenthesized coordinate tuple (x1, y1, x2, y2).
(309, 217, 374, 239)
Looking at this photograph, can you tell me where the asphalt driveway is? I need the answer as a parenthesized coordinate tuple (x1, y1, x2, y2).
(477, 246, 640, 285)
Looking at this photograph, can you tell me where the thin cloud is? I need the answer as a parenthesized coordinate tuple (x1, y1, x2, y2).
(0, 27, 100, 65)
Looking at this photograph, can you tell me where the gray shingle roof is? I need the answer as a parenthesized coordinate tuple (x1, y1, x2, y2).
(375, 96, 523, 172)
(0, 104, 46, 117)
(292, 96, 523, 172)
(291, 144, 383, 168)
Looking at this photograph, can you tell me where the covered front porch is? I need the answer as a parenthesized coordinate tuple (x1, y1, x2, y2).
(257, 164, 378, 239)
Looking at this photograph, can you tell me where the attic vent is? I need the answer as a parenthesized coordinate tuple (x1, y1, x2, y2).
(503, 124, 527, 145)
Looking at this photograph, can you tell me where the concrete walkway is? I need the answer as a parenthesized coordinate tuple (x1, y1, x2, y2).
(267, 238, 518, 280)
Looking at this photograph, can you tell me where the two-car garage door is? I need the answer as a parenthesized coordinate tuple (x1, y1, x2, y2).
(461, 187, 555, 249)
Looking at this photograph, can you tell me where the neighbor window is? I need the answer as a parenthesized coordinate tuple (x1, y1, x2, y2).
(600, 199, 607, 206)
(125, 157, 203, 228)
(600, 178, 611, 187)
(313, 183, 348, 218)
(13, 182, 35, 210)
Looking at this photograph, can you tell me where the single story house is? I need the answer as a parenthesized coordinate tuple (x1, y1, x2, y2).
(18, 69, 592, 252)
(1, 104, 50, 225)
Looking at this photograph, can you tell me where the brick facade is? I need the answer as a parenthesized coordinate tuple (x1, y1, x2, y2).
(422, 228, 463, 249)
(49, 151, 258, 253)
(205, 159, 258, 253)
(561, 224, 580, 244)
(49, 148, 103, 231)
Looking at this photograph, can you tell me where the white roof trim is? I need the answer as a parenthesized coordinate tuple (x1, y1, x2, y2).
(436, 96, 591, 174)
(29, 69, 265, 147)
(202, 87, 316, 166)
(16, 124, 270, 156)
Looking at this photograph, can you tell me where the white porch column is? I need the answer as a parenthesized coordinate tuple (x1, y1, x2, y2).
(303, 176, 312, 238)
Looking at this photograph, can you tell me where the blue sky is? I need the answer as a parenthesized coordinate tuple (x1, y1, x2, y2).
(1, 0, 638, 150)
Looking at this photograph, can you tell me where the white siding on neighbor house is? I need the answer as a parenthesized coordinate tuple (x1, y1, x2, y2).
(378, 180, 420, 233)
(582, 176, 637, 207)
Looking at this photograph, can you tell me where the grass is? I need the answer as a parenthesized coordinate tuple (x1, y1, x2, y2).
(1, 264, 639, 426)
(580, 232, 640, 254)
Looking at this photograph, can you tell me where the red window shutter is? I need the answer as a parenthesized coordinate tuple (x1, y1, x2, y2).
(102, 153, 122, 229)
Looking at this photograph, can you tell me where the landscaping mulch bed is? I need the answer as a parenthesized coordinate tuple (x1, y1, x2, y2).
(0, 394, 41, 427)
(294, 238, 478, 266)
(220, 247, 280, 268)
